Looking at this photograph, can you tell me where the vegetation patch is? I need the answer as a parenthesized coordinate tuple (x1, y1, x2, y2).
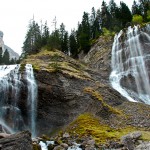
(64, 113, 150, 144)
(22, 49, 91, 79)
(84, 87, 122, 115)
(19, 63, 26, 72)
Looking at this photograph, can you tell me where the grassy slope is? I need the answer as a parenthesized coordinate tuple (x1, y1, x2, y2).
(21, 49, 91, 80)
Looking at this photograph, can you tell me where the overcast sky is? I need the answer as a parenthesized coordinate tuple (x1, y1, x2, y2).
(0, 0, 133, 55)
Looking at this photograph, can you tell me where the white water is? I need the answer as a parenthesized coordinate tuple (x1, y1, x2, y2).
(0, 64, 37, 136)
(110, 25, 150, 104)
(25, 64, 37, 137)
(39, 141, 82, 150)
(0, 64, 22, 133)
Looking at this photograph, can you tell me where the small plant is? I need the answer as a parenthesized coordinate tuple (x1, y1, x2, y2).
(19, 63, 26, 72)
(132, 14, 143, 25)
(49, 62, 60, 72)
(51, 53, 61, 61)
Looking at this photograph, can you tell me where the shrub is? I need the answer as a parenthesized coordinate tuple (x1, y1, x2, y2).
(132, 14, 143, 24)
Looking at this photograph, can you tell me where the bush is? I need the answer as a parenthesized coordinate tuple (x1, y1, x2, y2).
(102, 28, 115, 36)
(132, 15, 143, 24)
(147, 10, 150, 22)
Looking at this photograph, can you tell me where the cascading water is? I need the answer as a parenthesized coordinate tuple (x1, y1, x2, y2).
(110, 24, 150, 105)
(0, 64, 37, 136)
(25, 64, 37, 137)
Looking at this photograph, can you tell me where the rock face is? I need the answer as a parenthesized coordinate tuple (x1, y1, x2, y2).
(110, 25, 150, 104)
(83, 36, 113, 83)
(0, 131, 32, 150)
(19, 48, 150, 136)
(0, 31, 19, 60)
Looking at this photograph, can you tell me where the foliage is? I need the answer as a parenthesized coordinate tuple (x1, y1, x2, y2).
(2, 49, 10, 65)
(0, 47, 3, 64)
(22, 0, 150, 60)
(102, 28, 115, 36)
(147, 10, 150, 21)
(132, 14, 143, 24)
(69, 30, 78, 58)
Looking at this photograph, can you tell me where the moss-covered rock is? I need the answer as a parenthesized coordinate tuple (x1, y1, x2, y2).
(63, 113, 150, 144)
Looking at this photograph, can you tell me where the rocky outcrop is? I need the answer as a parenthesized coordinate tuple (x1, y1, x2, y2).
(0, 31, 19, 60)
(83, 36, 113, 82)
(0, 131, 32, 150)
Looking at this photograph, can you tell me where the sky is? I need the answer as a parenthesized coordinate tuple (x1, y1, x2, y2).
(0, 0, 133, 55)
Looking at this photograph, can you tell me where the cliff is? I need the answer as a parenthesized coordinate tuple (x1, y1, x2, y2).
(21, 43, 150, 144)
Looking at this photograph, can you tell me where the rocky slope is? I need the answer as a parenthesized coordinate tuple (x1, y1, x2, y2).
(20, 41, 150, 146)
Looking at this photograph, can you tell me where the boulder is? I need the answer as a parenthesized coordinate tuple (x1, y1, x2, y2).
(62, 132, 70, 138)
(0, 130, 32, 150)
(121, 131, 142, 150)
(0, 133, 10, 139)
(53, 145, 65, 150)
(135, 141, 150, 150)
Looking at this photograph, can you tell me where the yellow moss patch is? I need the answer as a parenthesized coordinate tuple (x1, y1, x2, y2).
(84, 87, 122, 115)
(65, 113, 150, 144)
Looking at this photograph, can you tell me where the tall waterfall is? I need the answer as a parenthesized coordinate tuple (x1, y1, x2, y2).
(110, 25, 150, 105)
(25, 64, 37, 137)
(0, 64, 37, 136)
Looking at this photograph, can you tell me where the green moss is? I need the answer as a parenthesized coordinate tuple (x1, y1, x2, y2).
(33, 144, 41, 150)
(41, 134, 51, 141)
(84, 87, 122, 115)
(32, 64, 40, 72)
(19, 63, 26, 72)
(65, 113, 150, 144)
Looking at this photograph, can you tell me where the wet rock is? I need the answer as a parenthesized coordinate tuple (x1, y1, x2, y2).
(53, 145, 65, 150)
(60, 143, 68, 149)
(33, 143, 41, 150)
(0, 133, 10, 139)
(63, 132, 70, 138)
(47, 144, 55, 150)
(0, 130, 32, 150)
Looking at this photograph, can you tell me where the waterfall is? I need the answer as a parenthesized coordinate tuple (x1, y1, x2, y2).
(0, 64, 37, 135)
(25, 64, 37, 137)
(110, 25, 150, 105)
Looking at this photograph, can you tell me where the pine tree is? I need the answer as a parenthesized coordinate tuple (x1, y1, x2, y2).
(0, 47, 3, 64)
(119, 2, 132, 27)
(3, 49, 10, 65)
(108, 0, 121, 31)
(41, 21, 49, 46)
(101, 0, 112, 29)
(10, 58, 15, 64)
(139, 0, 150, 22)
(62, 32, 69, 54)
(60, 23, 67, 52)
(132, 0, 141, 15)
(90, 7, 102, 39)
(48, 29, 61, 50)
(23, 20, 41, 55)
(69, 30, 78, 58)
(79, 12, 91, 53)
